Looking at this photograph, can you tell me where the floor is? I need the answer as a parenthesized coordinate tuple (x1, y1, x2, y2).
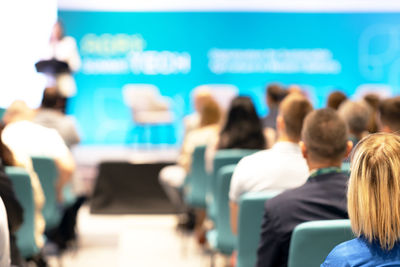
(51, 146, 228, 267)
(54, 206, 225, 267)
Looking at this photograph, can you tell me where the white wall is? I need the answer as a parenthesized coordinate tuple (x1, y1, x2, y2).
(58, 0, 400, 12)
(0, 0, 57, 108)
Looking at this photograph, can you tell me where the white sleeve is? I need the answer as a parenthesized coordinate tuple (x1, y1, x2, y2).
(229, 157, 248, 203)
(64, 37, 81, 72)
(45, 129, 71, 160)
(0, 198, 10, 267)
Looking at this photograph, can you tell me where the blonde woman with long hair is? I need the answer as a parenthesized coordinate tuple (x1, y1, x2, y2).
(322, 133, 400, 266)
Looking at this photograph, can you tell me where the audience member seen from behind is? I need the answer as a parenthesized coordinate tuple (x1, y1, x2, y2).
(2, 100, 75, 203)
(183, 87, 213, 134)
(159, 98, 221, 226)
(337, 100, 370, 146)
(206, 96, 266, 173)
(322, 133, 400, 266)
(2, 100, 79, 251)
(379, 96, 400, 133)
(0, 134, 24, 266)
(229, 93, 313, 234)
(363, 93, 381, 133)
(34, 87, 80, 148)
(262, 83, 288, 130)
(256, 109, 352, 267)
(0, 113, 46, 260)
(327, 90, 347, 110)
(262, 84, 288, 146)
(0, 197, 10, 267)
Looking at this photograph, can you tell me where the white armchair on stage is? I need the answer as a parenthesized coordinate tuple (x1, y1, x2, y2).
(122, 84, 175, 146)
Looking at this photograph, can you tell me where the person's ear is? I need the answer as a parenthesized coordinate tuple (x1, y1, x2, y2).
(299, 141, 307, 159)
(344, 140, 353, 158)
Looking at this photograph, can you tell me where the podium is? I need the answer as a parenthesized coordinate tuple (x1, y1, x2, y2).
(35, 59, 70, 74)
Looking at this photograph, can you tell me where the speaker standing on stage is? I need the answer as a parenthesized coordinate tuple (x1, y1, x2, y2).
(40, 21, 81, 111)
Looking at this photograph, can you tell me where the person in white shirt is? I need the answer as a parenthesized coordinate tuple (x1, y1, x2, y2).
(2, 100, 75, 203)
(229, 93, 313, 234)
(2, 100, 76, 252)
(0, 197, 10, 267)
(41, 21, 81, 99)
(159, 97, 221, 213)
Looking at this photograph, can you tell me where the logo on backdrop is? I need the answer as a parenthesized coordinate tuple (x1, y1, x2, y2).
(208, 48, 341, 74)
(80, 33, 191, 75)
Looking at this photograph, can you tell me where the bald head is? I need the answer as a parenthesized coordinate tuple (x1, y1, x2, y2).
(278, 93, 313, 142)
(3, 100, 35, 124)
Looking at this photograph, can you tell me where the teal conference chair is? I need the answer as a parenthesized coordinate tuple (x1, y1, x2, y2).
(183, 145, 208, 208)
(341, 161, 350, 174)
(207, 164, 237, 265)
(288, 219, 354, 267)
(31, 156, 62, 231)
(236, 191, 282, 267)
(0, 107, 5, 121)
(206, 149, 258, 221)
(5, 166, 40, 259)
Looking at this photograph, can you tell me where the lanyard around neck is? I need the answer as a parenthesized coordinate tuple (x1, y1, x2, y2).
(309, 167, 342, 178)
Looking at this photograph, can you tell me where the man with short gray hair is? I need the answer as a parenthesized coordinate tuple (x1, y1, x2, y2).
(338, 100, 370, 145)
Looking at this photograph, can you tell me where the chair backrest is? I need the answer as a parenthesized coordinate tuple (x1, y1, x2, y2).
(213, 164, 237, 254)
(193, 84, 239, 111)
(207, 149, 258, 220)
(183, 145, 208, 208)
(5, 166, 39, 258)
(288, 219, 354, 267)
(237, 191, 282, 267)
(122, 84, 161, 110)
(0, 107, 5, 121)
(31, 156, 61, 231)
(341, 161, 350, 174)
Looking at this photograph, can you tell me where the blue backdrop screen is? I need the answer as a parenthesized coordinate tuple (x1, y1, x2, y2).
(59, 11, 400, 145)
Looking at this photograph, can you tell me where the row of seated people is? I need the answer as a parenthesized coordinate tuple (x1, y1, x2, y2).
(0, 87, 82, 266)
(160, 84, 400, 266)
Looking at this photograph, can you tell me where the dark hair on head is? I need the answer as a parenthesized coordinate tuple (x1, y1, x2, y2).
(338, 101, 370, 136)
(302, 108, 348, 162)
(379, 96, 400, 133)
(363, 94, 381, 133)
(41, 87, 62, 109)
(267, 83, 288, 103)
(327, 90, 347, 110)
(364, 94, 381, 110)
(218, 96, 266, 150)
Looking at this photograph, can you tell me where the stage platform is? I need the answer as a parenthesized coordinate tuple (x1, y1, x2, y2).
(71, 145, 180, 214)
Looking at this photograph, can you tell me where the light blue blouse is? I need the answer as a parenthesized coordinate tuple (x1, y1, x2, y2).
(321, 238, 400, 267)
